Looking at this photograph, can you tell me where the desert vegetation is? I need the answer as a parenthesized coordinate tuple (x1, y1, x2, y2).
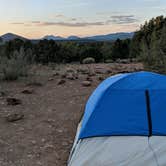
(0, 15, 165, 166)
(1, 16, 166, 75)
(131, 15, 166, 73)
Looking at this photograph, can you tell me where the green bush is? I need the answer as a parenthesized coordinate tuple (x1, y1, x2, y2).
(82, 57, 95, 64)
(0, 48, 30, 80)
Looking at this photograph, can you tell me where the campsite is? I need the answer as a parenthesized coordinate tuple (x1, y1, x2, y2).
(0, 0, 166, 165)
(0, 62, 142, 166)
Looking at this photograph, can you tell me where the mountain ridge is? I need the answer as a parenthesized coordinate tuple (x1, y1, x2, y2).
(0, 32, 134, 42)
(0, 33, 28, 42)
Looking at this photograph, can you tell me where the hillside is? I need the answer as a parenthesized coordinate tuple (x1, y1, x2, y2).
(84, 32, 134, 41)
(1, 33, 28, 42)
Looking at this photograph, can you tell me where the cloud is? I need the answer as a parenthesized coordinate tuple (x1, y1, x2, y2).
(55, 14, 65, 18)
(11, 22, 24, 25)
(10, 14, 139, 28)
(109, 15, 139, 24)
(31, 21, 41, 24)
(37, 21, 105, 27)
(10, 20, 106, 27)
(71, 18, 77, 21)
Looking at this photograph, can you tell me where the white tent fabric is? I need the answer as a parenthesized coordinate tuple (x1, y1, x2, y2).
(68, 122, 166, 166)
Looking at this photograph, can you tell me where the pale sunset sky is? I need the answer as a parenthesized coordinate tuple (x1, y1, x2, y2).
(0, 0, 166, 39)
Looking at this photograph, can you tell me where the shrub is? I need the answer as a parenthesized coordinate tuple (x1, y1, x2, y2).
(82, 57, 95, 64)
(0, 48, 30, 81)
(104, 59, 114, 63)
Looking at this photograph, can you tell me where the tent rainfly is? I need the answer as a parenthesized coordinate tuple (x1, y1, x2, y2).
(68, 71, 166, 166)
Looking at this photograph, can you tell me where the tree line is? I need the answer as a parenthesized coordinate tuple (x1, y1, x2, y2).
(0, 38, 131, 64)
(0, 15, 166, 73)
(130, 15, 166, 72)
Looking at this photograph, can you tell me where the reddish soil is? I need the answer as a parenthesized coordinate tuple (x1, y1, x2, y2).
(0, 63, 143, 166)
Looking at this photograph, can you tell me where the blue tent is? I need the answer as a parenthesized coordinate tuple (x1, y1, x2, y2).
(79, 71, 166, 139)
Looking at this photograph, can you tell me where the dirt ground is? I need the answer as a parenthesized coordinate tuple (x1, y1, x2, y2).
(0, 63, 143, 166)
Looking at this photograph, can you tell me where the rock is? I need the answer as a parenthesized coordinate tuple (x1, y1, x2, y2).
(43, 143, 54, 152)
(82, 81, 91, 87)
(77, 68, 89, 75)
(88, 72, 96, 77)
(98, 76, 105, 81)
(66, 73, 75, 80)
(62, 141, 68, 146)
(48, 78, 54, 81)
(6, 98, 22, 106)
(61, 73, 67, 78)
(106, 69, 112, 74)
(95, 70, 106, 74)
(31, 140, 37, 145)
(52, 72, 60, 76)
(6, 112, 24, 122)
(41, 138, 46, 143)
(56, 129, 63, 133)
(66, 68, 75, 73)
(21, 89, 34, 94)
(86, 76, 93, 82)
(57, 79, 66, 85)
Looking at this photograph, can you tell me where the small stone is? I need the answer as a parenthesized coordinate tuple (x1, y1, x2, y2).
(62, 142, 68, 146)
(41, 138, 46, 143)
(88, 72, 96, 77)
(21, 89, 34, 94)
(48, 78, 54, 81)
(6, 98, 22, 106)
(106, 69, 112, 74)
(18, 127, 25, 131)
(31, 140, 37, 145)
(77, 68, 89, 74)
(82, 81, 91, 87)
(43, 143, 54, 152)
(66, 73, 75, 80)
(61, 73, 67, 78)
(98, 76, 105, 81)
(95, 70, 106, 74)
(56, 129, 63, 133)
(66, 68, 75, 73)
(57, 79, 66, 85)
(27, 154, 33, 158)
(6, 113, 24, 122)
(9, 148, 13, 152)
(86, 76, 93, 82)
(52, 72, 59, 76)
(36, 161, 42, 165)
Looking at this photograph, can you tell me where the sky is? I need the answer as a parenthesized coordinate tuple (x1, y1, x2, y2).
(0, 0, 166, 39)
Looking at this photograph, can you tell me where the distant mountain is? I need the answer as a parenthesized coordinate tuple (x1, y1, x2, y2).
(0, 33, 28, 42)
(67, 36, 80, 40)
(42, 35, 65, 41)
(84, 32, 134, 41)
(0, 32, 134, 43)
(42, 32, 134, 41)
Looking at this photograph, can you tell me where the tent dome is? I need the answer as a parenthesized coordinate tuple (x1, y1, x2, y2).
(79, 71, 166, 139)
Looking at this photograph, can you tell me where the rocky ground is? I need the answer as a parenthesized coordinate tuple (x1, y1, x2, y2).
(0, 63, 143, 166)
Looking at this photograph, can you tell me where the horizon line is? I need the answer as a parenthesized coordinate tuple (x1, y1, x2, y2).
(0, 31, 136, 40)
